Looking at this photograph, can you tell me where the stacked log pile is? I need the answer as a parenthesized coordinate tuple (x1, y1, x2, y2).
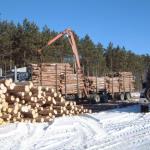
(106, 76, 121, 93)
(106, 72, 135, 93)
(30, 63, 85, 95)
(87, 76, 105, 92)
(60, 73, 85, 94)
(30, 64, 41, 86)
(87, 72, 135, 93)
(119, 72, 135, 92)
(0, 79, 91, 125)
(29, 63, 72, 89)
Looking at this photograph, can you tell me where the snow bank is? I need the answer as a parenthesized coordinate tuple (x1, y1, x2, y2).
(0, 105, 150, 150)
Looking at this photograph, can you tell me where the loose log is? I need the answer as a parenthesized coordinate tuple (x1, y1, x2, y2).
(0, 79, 13, 87)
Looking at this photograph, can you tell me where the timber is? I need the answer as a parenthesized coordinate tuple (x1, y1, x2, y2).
(0, 79, 91, 125)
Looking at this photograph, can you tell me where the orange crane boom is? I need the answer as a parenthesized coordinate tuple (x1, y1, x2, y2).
(38, 28, 88, 97)
(38, 28, 81, 72)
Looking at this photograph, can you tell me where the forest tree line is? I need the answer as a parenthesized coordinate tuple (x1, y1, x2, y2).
(0, 19, 150, 89)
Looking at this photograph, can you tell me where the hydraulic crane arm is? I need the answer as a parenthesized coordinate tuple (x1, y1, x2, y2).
(38, 28, 88, 97)
(38, 28, 81, 72)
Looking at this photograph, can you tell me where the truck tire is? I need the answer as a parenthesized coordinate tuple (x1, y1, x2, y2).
(125, 92, 131, 101)
(75, 93, 83, 100)
(119, 93, 125, 101)
(145, 88, 150, 101)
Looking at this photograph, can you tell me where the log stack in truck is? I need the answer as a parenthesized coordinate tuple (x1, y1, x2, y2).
(87, 72, 135, 102)
(29, 62, 135, 103)
(29, 63, 85, 98)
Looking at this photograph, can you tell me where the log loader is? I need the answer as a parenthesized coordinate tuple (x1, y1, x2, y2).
(38, 28, 101, 103)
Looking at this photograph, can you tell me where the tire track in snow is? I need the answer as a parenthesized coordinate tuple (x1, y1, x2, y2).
(86, 113, 150, 150)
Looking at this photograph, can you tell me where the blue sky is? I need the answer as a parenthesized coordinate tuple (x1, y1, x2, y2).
(0, 0, 150, 55)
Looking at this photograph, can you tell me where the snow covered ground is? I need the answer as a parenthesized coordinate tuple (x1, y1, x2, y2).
(0, 104, 150, 150)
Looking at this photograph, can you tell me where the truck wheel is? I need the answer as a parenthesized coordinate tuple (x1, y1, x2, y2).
(119, 93, 125, 101)
(92, 94, 100, 104)
(75, 93, 83, 100)
(145, 88, 150, 101)
(125, 92, 131, 101)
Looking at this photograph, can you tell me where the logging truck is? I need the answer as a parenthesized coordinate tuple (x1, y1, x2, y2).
(142, 67, 150, 101)
(28, 28, 135, 103)
(27, 64, 135, 103)
(4, 65, 135, 103)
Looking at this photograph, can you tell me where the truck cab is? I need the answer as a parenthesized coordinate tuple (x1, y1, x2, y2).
(141, 67, 150, 101)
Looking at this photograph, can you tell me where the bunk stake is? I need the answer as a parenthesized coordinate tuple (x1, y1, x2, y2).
(65, 64, 67, 98)
(77, 70, 79, 98)
(55, 64, 58, 92)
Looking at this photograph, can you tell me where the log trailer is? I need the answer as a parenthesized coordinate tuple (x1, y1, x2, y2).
(87, 72, 134, 102)
(34, 28, 134, 103)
